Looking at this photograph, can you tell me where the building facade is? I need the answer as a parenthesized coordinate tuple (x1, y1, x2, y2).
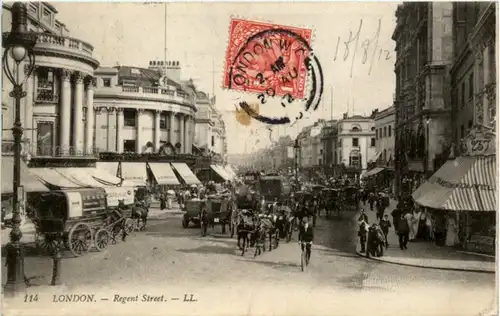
(2, 2, 99, 157)
(93, 63, 196, 155)
(450, 2, 496, 141)
(299, 121, 324, 168)
(374, 106, 396, 165)
(336, 115, 376, 173)
(392, 2, 454, 195)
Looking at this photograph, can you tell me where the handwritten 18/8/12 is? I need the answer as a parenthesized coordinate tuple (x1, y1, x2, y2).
(333, 19, 391, 78)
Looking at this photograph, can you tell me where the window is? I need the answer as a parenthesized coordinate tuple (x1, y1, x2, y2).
(160, 114, 167, 129)
(36, 68, 55, 101)
(124, 140, 136, 152)
(375, 129, 378, 140)
(371, 127, 375, 131)
(460, 125, 465, 139)
(371, 138, 375, 147)
(43, 8, 50, 16)
(103, 78, 111, 87)
(351, 126, 360, 132)
(123, 109, 136, 127)
(318, 159, 322, 166)
(211, 135, 215, 147)
(29, 3, 37, 13)
(388, 126, 392, 137)
(383, 126, 387, 137)
(461, 81, 465, 108)
(468, 72, 474, 100)
(36, 122, 54, 156)
(349, 155, 360, 168)
(468, 120, 473, 129)
(352, 138, 359, 147)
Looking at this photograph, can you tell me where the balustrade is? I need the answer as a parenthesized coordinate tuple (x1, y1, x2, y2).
(118, 86, 190, 101)
(35, 32, 94, 56)
(1, 140, 99, 158)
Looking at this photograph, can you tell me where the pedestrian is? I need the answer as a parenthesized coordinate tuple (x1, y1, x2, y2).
(391, 206, 401, 234)
(368, 193, 375, 211)
(376, 196, 385, 221)
(379, 214, 391, 248)
(397, 213, 410, 250)
(357, 209, 369, 253)
(160, 192, 166, 210)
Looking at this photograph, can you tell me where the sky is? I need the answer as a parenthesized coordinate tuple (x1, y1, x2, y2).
(54, 1, 398, 154)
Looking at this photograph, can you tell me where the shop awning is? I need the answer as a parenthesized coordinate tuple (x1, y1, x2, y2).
(412, 156, 496, 212)
(30, 168, 84, 190)
(93, 165, 124, 186)
(361, 167, 385, 179)
(1, 157, 49, 193)
(148, 163, 180, 185)
(210, 165, 231, 181)
(171, 163, 201, 185)
(224, 165, 237, 179)
(120, 162, 148, 187)
(369, 152, 382, 163)
(96, 162, 119, 178)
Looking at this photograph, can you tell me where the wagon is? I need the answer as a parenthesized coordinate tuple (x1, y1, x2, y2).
(182, 199, 206, 228)
(200, 195, 234, 236)
(29, 188, 132, 257)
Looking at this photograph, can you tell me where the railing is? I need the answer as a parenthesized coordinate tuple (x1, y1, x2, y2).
(35, 33, 94, 57)
(118, 86, 192, 103)
(36, 90, 59, 103)
(1, 141, 100, 158)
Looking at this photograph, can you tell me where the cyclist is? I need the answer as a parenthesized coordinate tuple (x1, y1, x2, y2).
(298, 217, 314, 265)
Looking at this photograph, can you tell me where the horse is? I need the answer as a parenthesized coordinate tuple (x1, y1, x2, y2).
(236, 211, 255, 256)
(131, 204, 149, 231)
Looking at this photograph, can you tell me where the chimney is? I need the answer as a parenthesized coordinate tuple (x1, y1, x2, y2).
(166, 60, 181, 82)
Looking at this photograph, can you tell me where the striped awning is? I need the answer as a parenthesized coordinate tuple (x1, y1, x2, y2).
(412, 156, 497, 212)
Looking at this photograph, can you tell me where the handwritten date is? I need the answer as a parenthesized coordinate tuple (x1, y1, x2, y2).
(333, 19, 392, 78)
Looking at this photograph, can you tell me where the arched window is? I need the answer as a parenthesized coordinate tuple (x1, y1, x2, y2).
(351, 126, 360, 132)
(349, 150, 360, 168)
(371, 126, 375, 131)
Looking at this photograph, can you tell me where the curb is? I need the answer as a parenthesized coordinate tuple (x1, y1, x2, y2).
(356, 251, 495, 274)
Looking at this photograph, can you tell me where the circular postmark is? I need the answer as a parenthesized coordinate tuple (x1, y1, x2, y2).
(224, 19, 324, 126)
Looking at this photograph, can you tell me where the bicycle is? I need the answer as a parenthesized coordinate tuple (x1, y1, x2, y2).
(300, 241, 312, 271)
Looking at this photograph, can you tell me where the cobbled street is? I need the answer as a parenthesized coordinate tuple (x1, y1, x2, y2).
(3, 210, 495, 316)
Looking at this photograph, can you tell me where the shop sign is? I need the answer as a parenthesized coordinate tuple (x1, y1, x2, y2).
(460, 125, 496, 157)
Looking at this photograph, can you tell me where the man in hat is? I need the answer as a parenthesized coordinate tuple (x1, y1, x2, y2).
(298, 217, 314, 263)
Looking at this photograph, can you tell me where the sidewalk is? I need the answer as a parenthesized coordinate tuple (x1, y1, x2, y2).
(355, 199, 496, 273)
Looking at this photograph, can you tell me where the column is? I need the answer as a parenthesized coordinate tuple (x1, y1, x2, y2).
(154, 110, 161, 152)
(84, 77, 95, 154)
(136, 109, 144, 153)
(59, 69, 72, 155)
(107, 107, 117, 151)
(184, 116, 191, 154)
(191, 117, 196, 153)
(168, 112, 175, 145)
(24, 65, 35, 153)
(179, 114, 185, 154)
(116, 108, 124, 153)
(73, 72, 85, 154)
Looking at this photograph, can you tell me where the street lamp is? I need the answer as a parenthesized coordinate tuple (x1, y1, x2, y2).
(425, 114, 431, 176)
(293, 138, 300, 188)
(2, 2, 38, 297)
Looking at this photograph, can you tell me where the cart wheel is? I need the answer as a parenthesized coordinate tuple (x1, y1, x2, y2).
(94, 229, 110, 251)
(124, 218, 135, 235)
(36, 234, 60, 255)
(68, 222, 92, 257)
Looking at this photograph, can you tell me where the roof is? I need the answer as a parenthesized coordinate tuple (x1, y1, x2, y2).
(115, 66, 183, 90)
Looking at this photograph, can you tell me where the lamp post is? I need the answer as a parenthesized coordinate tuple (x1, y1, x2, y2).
(2, 2, 37, 297)
(425, 114, 431, 177)
(293, 138, 300, 188)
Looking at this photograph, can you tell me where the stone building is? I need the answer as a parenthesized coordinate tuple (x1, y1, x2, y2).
(450, 2, 496, 142)
(374, 106, 396, 166)
(93, 63, 196, 155)
(392, 2, 454, 194)
(336, 115, 376, 174)
(2, 2, 99, 157)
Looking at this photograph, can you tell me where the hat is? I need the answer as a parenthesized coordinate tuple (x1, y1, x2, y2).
(302, 217, 308, 224)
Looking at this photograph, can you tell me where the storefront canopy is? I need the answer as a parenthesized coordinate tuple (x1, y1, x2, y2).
(55, 168, 135, 207)
(210, 165, 231, 181)
(412, 156, 496, 212)
(30, 168, 84, 190)
(120, 162, 148, 187)
(96, 162, 119, 178)
(171, 163, 201, 185)
(1, 157, 49, 193)
(148, 163, 180, 185)
(361, 167, 385, 179)
(224, 165, 237, 179)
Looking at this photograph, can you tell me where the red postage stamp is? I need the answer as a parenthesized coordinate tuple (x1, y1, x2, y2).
(223, 19, 313, 100)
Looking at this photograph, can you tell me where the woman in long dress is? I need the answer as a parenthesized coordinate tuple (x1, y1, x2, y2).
(412, 209, 421, 240)
(405, 211, 415, 241)
(445, 215, 459, 246)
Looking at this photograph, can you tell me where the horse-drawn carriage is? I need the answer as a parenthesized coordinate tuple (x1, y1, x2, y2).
(339, 186, 360, 212)
(28, 188, 136, 257)
(182, 195, 234, 237)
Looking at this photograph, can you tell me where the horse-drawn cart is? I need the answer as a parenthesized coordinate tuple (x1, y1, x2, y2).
(29, 188, 134, 257)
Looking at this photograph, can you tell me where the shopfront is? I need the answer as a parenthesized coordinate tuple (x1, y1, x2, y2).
(412, 125, 496, 254)
(171, 163, 201, 185)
